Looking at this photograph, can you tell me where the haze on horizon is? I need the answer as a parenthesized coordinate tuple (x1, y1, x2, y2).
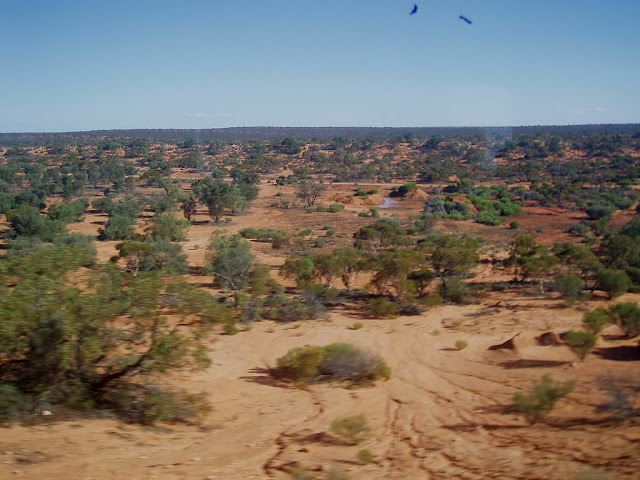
(1, 0, 639, 133)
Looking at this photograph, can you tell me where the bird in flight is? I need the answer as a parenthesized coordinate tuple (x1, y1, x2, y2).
(459, 15, 472, 24)
(410, 4, 418, 15)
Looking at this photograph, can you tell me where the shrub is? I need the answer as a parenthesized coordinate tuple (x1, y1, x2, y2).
(565, 330, 597, 360)
(98, 214, 136, 241)
(597, 269, 631, 299)
(583, 307, 611, 334)
(569, 223, 589, 236)
(358, 449, 374, 464)
(275, 343, 390, 384)
(607, 302, 640, 337)
(514, 374, 576, 423)
(0, 384, 28, 423)
(330, 414, 370, 444)
(365, 297, 398, 318)
(509, 221, 521, 229)
(455, 339, 468, 350)
(439, 277, 468, 304)
(329, 203, 345, 213)
(557, 273, 584, 300)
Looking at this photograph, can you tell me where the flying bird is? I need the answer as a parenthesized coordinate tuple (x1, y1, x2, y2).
(459, 15, 472, 24)
(410, 4, 418, 15)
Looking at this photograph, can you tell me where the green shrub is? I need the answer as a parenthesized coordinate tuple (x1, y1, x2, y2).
(597, 269, 631, 299)
(330, 414, 370, 444)
(607, 302, 640, 337)
(365, 297, 398, 318)
(275, 343, 390, 384)
(0, 384, 28, 423)
(558, 273, 584, 300)
(514, 374, 576, 423)
(455, 339, 468, 350)
(583, 307, 611, 334)
(565, 330, 597, 360)
(358, 449, 374, 464)
(439, 277, 468, 304)
(509, 221, 521, 229)
(329, 203, 345, 213)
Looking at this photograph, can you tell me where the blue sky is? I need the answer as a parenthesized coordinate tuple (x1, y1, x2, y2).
(1, 0, 639, 132)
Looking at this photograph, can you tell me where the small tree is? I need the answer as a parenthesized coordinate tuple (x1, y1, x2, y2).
(204, 233, 255, 298)
(296, 180, 326, 207)
(514, 375, 576, 423)
(606, 302, 640, 337)
(596, 269, 631, 299)
(145, 213, 190, 241)
(505, 234, 556, 292)
(428, 234, 479, 301)
(583, 307, 611, 334)
(565, 330, 597, 360)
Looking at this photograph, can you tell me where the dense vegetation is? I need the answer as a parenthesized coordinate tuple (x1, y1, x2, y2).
(1, 126, 639, 423)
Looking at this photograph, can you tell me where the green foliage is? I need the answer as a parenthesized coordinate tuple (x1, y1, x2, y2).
(0, 248, 230, 422)
(514, 374, 576, 423)
(455, 339, 468, 350)
(395, 182, 418, 197)
(47, 198, 89, 223)
(475, 211, 502, 226)
(276, 343, 390, 384)
(193, 178, 249, 222)
(357, 449, 374, 464)
(607, 302, 640, 337)
(0, 384, 28, 423)
(438, 277, 469, 304)
(565, 330, 597, 360)
(296, 180, 327, 207)
(280, 255, 315, 287)
(98, 214, 136, 241)
(114, 238, 189, 275)
(204, 233, 255, 294)
(583, 307, 612, 334)
(328, 203, 345, 213)
(557, 273, 584, 300)
(505, 235, 556, 285)
(370, 249, 425, 299)
(365, 297, 399, 318)
(6, 205, 67, 241)
(596, 269, 631, 299)
(145, 213, 190, 241)
(354, 218, 411, 253)
(330, 414, 370, 444)
(147, 194, 176, 214)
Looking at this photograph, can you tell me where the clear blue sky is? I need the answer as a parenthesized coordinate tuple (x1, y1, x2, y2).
(1, 0, 639, 132)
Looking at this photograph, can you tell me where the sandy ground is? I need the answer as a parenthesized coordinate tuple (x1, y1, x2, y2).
(2, 181, 640, 480)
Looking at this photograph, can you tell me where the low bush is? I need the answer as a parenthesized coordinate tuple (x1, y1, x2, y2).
(358, 449, 374, 464)
(330, 414, 370, 444)
(275, 343, 390, 384)
(365, 297, 398, 318)
(514, 374, 576, 423)
(455, 339, 468, 350)
(565, 330, 597, 360)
